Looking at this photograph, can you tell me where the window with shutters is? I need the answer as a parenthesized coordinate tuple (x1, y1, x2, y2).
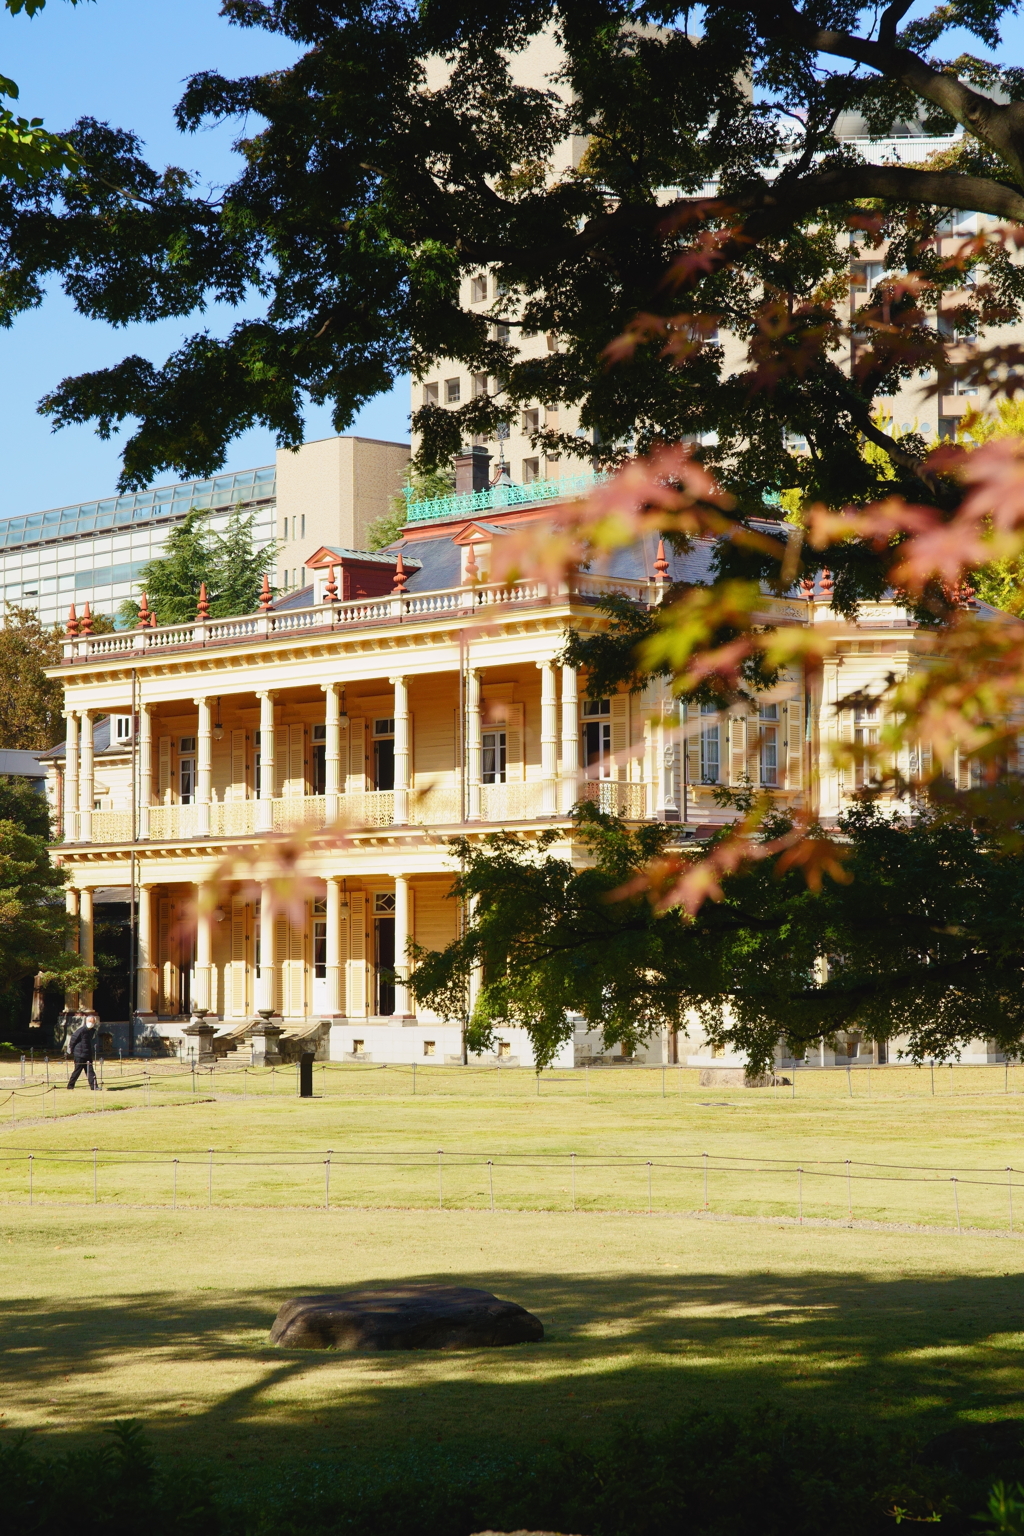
(311, 723, 326, 794)
(699, 705, 720, 784)
(758, 704, 779, 787)
(482, 729, 506, 784)
(471, 274, 488, 303)
(445, 377, 461, 403)
(582, 699, 612, 780)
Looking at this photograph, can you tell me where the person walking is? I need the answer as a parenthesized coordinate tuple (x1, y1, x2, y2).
(66, 1013, 100, 1090)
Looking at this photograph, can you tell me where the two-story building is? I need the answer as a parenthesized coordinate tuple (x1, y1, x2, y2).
(41, 456, 991, 1069)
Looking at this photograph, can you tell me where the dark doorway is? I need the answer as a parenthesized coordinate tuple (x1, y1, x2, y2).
(375, 916, 395, 1015)
(374, 737, 395, 791)
(93, 900, 132, 1022)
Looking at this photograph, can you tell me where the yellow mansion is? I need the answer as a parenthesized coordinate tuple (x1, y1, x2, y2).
(42, 458, 962, 1069)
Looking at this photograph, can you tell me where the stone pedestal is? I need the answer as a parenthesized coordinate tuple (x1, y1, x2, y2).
(182, 1013, 217, 1065)
(251, 1017, 285, 1066)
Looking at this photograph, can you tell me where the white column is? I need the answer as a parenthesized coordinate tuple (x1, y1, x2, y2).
(138, 704, 152, 839)
(560, 665, 579, 814)
(79, 711, 94, 842)
(323, 683, 341, 819)
(63, 712, 80, 842)
(195, 697, 212, 834)
(136, 883, 156, 1015)
(466, 668, 481, 820)
(64, 886, 79, 1009)
(391, 674, 409, 825)
(194, 882, 212, 1011)
(79, 887, 95, 1008)
(538, 661, 558, 815)
(258, 880, 276, 1012)
(325, 876, 342, 1015)
(393, 873, 413, 1019)
(256, 690, 276, 833)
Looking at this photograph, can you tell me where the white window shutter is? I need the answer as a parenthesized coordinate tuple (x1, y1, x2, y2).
(729, 714, 746, 786)
(610, 695, 629, 780)
(230, 901, 247, 1015)
(504, 704, 525, 782)
(347, 719, 367, 793)
(158, 737, 172, 804)
(347, 892, 366, 1015)
(230, 730, 247, 801)
(787, 698, 803, 789)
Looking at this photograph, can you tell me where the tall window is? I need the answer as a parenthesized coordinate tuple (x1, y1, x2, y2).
(582, 698, 611, 779)
(699, 705, 720, 784)
(254, 729, 261, 796)
(179, 736, 196, 803)
(853, 703, 879, 788)
(482, 729, 506, 784)
(311, 723, 326, 795)
(759, 703, 779, 787)
(445, 377, 461, 403)
(313, 897, 327, 979)
(113, 714, 133, 743)
(373, 718, 395, 791)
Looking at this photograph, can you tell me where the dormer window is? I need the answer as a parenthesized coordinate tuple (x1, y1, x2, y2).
(112, 715, 133, 743)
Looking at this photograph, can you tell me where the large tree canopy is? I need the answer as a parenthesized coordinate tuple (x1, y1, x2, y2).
(3, 1, 1024, 515)
(409, 801, 1024, 1069)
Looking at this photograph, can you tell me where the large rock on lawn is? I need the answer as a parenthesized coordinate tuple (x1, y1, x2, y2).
(270, 1284, 544, 1351)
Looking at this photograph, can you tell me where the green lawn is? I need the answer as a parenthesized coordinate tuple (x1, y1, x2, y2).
(2, 1073, 1024, 1468)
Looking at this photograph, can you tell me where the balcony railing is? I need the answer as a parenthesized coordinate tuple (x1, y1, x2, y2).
(73, 777, 655, 846)
(404, 471, 606, 526)
(62, 572, 656, 663)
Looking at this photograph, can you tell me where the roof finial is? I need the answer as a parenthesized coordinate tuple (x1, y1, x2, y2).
(392, 550, 408, 592)
(66, 603, 79, 638)
(653, 537, 670, 582)
(324, 563, 339, 604)
(80, 602, 93, 635)
(196, 581, 210, 621)
(820, 567, 834, 597)
(464, 542, 478, 583)
(259, 572, 273, 611)
(138, 591, 150, 628)
(799, 574, 815, 600)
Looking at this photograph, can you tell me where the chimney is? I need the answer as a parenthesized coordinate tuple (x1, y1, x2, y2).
(454, 446, 491, 494)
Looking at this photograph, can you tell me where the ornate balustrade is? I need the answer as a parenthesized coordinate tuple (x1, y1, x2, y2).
(62, 570, 659, 662)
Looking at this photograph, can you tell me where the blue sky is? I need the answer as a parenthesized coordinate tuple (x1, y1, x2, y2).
(2, 1, 1023, 520)
(0, 0, 411, 520)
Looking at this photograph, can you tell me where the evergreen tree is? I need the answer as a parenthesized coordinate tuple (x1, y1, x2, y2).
(119, 507, 275, 625)
(209, 505, 275, 617)
(0, 605, 63, 750)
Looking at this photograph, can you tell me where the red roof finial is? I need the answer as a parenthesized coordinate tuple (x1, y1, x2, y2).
(392, 550, 408, 592)
(800, 575, 815, 600)
(138, 592, 150, 627)
(324, 563, 339, 603)
(259, 572, 273, 611)
(80, 602, 93, 635)
(654, 537, 670, 581)
(197, 581, 210, 621)
(66, 603, 79, 638)
(820, 568, 834, 596)
(464, 543, 478, 583)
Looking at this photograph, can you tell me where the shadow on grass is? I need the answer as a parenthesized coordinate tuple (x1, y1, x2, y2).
(3, 1265, 1024, 1459)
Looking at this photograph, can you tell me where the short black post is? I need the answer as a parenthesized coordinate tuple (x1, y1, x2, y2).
(299, 1051, 314, 1099)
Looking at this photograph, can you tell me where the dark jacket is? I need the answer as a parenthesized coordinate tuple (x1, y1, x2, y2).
(68, 1024, 97, 1061)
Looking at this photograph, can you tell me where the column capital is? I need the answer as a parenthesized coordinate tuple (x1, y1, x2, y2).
(536, 658, 558, 671)
(388, 673, 407, 688)
(320, 681, 340, 694)
(192, 694, 210, 707)
(256, 689, 277, 702)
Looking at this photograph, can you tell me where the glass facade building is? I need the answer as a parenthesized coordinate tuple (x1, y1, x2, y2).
(0, 466, 276, 627)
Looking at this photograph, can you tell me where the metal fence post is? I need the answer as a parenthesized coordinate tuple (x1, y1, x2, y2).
(172, 1157, 178, 1210)
(846, 1159, 852, 1221)
(325, 1156, 331, 1210)
(798, 1166, 803, 1224)
(703, 1150, 709, 1210)
(846, 1065, 852, 1098)
(1008, 1167, 1014, 1235)
(952, 1176, 961, 1234)
(571, 1151, 576, 1212)
(647, 1160, 653, 1215)
(488, 1159, 494, 1212)
(208, 1148, 213, 1207)
(28, 1153, 33, 1205)
(438, 1149, 443, 1209)
(93, 1146, 98, 1204)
